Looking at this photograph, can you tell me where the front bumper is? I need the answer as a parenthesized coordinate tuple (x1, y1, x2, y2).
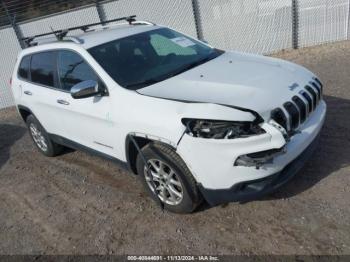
(177, 100, 326, 205)
(198, 133, 320, 206)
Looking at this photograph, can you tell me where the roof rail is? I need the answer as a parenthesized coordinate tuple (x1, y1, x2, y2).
(22, 15, 137, 47)
(132, 20, 155, 26)
(63, 36, 84, 44)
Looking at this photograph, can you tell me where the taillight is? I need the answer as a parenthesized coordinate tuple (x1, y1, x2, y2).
(9, 77, 12, 86)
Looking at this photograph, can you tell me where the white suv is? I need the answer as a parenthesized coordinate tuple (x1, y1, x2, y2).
(11, 17, 326, 213)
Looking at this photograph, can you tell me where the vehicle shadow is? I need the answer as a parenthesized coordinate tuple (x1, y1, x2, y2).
(196, 95, 350, 211)
(0, 124, 26, 169)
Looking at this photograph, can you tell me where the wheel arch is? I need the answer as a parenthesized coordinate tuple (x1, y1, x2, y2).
(17, 105, 33, 122)
(125, 133, 177, 175)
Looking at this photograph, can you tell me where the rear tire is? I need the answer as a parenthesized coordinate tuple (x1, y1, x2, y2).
(26, 115, 63, 157)
(136, 142, 202, 213)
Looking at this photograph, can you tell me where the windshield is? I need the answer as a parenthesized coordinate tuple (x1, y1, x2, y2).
(88, 28, 224, 90)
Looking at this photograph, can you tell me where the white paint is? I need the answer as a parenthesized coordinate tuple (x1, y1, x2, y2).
(11, 24, 326, 192)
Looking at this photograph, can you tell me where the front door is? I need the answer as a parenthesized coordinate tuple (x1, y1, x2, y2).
(55, 50, 118, 157)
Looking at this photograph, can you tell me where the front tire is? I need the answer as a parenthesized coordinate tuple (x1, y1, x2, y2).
(136, 142, 202, 213)
(26, 115, 63, 157)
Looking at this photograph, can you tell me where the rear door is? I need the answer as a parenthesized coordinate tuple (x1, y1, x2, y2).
(21, 51, 68, 136)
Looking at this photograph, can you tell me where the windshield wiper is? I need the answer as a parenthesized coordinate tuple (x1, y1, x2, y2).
(123, 61, 205, 89)
(126, 50, 224, 90)
(124, 78, 160, 89)
(168, 51, 223, 78)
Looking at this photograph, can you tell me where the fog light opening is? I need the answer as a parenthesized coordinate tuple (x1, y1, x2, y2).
(234, 147, 286, 169)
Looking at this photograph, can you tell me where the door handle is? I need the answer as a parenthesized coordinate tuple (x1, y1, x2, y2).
(24, 91, 32, 96)
(57, 99, 70, 105)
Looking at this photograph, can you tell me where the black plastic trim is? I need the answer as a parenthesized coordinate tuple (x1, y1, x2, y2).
(17, 104, 33, 121)
(50, 134, 128, 170)
(311, 82, 321, 100)
(125, 134, 137, 174)
(292, 96, 307, 124)
(284, 101, 300, 129)
(301, 91, 313, 113)
(125, 134, 177, 175)
(305, 85, 318, 108)
(314, 77, 323, 93)
(271, 108, 288, 130)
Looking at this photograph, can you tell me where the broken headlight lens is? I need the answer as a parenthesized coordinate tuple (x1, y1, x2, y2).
(182, 119, 266, 139)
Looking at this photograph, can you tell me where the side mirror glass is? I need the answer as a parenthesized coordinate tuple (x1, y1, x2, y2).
(71, 80, 100, 99)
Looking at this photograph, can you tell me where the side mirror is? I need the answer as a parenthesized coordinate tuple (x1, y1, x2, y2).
(71, 80, 101, 99)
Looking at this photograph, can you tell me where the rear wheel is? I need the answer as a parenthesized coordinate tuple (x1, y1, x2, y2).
(26, 115, 63, 157)
(136, 142, 202, 213)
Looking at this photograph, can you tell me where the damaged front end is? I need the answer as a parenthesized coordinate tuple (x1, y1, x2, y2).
(181, 118, 266, 139)
(234, 147, 287, 169)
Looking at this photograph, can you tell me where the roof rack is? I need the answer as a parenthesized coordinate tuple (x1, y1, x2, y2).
(22, 15, 138, 47)
(64, 36, 85, 44)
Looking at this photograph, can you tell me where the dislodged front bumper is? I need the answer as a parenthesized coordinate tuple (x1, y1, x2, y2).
(198, 133, 320, 206)
(176, 100, 326, 206)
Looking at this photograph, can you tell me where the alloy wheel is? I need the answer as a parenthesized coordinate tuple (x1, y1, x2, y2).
(144, 159, 183, 205)
(29, 123, 48, 152)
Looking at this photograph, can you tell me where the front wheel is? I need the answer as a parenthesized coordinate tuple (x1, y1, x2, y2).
(136, 142, 202, 213)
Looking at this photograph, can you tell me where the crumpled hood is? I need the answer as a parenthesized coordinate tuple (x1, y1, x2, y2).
(137, 51, 315, 120)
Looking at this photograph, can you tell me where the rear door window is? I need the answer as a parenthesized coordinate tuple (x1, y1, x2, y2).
(18, 56, 31, 80)
(30, 51, 56, 87)
(57, 50, 101, 91)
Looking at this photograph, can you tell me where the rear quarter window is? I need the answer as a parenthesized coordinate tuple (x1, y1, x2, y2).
(30, 52, 56, 87)
(18, 56, 31, 80)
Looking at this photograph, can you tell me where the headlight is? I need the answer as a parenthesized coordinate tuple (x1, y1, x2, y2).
(182, 118, 266, 139)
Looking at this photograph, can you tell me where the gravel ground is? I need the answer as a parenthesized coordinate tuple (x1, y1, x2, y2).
(0, 41, 350, 255)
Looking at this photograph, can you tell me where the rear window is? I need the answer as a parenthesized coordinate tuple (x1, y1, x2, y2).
(18, 56, 31, 80)
(30, 52, 56, 87)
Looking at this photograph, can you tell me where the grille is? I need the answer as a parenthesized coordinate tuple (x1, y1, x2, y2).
(284, 102, 300, 129)
(301, 91, 313, 113)
(292, 96, 307, 124)
(271, 108, 288, 131)
(311, 82, 321, 100)
(305, 85, 318, 108)
(271, 78, 323, 134)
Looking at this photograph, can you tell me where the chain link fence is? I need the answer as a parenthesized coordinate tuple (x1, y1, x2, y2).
(1, 0, 350, 109)
(196, 0, 293, 53)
